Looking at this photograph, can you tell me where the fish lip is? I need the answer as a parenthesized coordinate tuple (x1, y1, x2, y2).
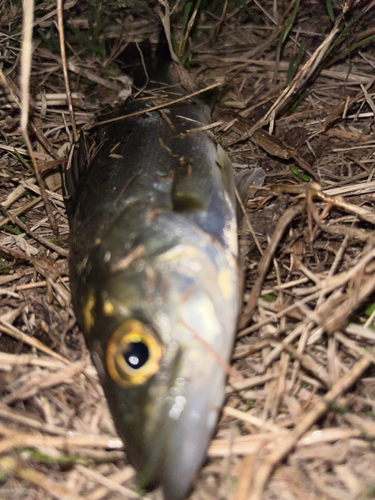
(137, 361, 226, 500)
(159, 411, 218, 500)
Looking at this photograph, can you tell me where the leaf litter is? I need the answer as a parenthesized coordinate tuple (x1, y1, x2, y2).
(1, 0, 375, 499)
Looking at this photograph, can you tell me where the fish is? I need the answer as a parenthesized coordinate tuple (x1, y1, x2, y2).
(62, 41, 264, 500)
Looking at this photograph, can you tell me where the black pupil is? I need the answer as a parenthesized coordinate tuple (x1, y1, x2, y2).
(123, 342, 149, 369)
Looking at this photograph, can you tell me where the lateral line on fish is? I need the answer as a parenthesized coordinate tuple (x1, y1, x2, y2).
(94, 82, 222, 127)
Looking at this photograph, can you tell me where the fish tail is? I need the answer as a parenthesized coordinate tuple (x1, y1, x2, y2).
(116, 33, 172, 88)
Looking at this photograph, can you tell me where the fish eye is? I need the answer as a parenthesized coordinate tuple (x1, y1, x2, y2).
(106, 320, 163, 387)
(123, 341, 149, 369)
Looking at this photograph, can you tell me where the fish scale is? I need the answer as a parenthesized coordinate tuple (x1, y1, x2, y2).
(63, 48, 264, 500)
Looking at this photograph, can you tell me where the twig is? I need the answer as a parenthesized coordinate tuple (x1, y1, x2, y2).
(266, 182, 375, 226)
(0, 205, 68, 257)
(248, 353, 372, 500)
(235, 187, 263, 255)
(0, 320, 69, 364)
(95, 82, 221, 127)
(20, 0, 59, 236)
(235, 0, 353, 140)
(155, 0, 180, 63)
(0, 183, 62, 228)
(86, 467, 136, 500)
(76, 465, 149, 500)
(3, 361, 86, 404)
(239, 202, 305, 329)
(0, 456, 86, 500)
(56, 0, 78, 142)
(0, 423, 122, 453)
(312, 185, 375, 225)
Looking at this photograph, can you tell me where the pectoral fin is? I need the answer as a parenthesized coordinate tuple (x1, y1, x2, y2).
(216, 144, 236, 203)
(235, 167, 265, 207)
(236, 167, 265, 298)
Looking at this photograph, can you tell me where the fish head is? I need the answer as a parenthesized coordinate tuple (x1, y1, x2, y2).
(82, 222, 239, 500)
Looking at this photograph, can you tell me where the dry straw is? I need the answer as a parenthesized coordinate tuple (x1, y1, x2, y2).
(1, 0, 375, 499)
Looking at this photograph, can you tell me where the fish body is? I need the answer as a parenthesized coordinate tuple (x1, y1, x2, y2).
(63, 53, 261, 500)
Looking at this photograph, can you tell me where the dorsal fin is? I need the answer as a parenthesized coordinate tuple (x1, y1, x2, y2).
(115, 34, 172, 89)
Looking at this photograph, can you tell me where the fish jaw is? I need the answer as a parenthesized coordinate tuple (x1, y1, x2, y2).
(158, 357, 228, 500)
(83, 228, 239, 499)
(102, 336, 230, 500)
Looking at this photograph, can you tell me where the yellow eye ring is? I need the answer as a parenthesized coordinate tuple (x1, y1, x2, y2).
(106, 319, 163, 387)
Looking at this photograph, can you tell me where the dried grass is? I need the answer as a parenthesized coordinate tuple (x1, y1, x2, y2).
(1, 0, 375, 499)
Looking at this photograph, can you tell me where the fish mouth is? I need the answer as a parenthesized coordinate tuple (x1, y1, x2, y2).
(137, 358, 226, 500)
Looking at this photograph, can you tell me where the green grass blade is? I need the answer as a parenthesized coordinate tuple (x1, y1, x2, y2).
(280, 0, 300, 46)
(326, 0, 335, 22)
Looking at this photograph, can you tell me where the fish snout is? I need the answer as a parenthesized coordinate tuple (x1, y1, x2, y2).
(144, 360, 226, 500)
